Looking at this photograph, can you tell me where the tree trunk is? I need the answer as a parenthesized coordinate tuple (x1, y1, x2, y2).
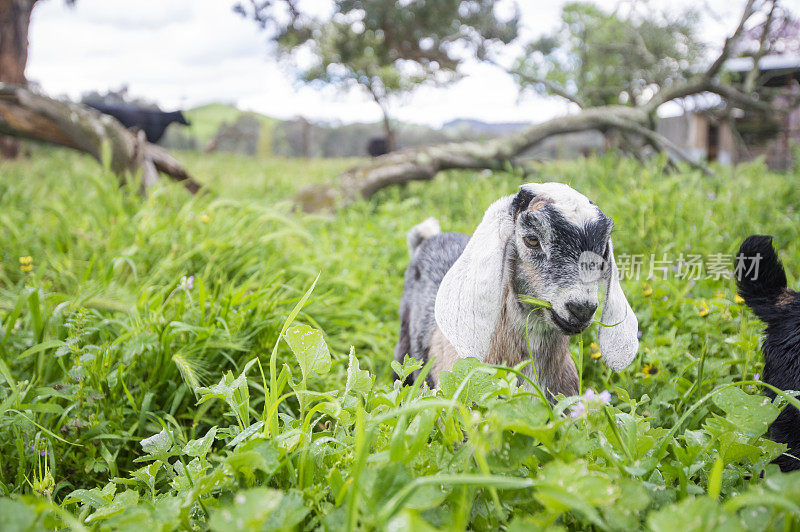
(368, 86, 395, 153)
(0, 0, 36, 159)
(380, 106, 396, 153)
(0, 83, 201, 193)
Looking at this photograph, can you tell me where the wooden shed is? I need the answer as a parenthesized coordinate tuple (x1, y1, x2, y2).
(657, 54, 800, 169)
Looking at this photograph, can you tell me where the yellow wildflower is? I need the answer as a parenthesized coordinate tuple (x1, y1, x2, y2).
(590, 342, 601, 359)
(734, 294, 745, 304)
(642, 363, 659, 377)
(698, 300, 710, 317)
(715, 291, 725, 299)
(19, 256, 33, 273)
(642, 283, 653, 297)
(200, 213, 210, 223)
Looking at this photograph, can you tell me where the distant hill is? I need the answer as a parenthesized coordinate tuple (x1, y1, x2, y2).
(160, 103, 278, 155)
(185, 103, 277, 144)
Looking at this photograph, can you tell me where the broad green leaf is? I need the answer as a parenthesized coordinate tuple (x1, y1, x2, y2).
(171, 458, 208, 492)
(196, 364, 252, 428)
(262, 490, 310, 531)
(712, 387, 780, 436)
(486, 398, 551, 434)
(86, 490, 140, 523)
(131, 462, 161, 494)
(284, 324, 331, 379)
(533, 460, 619, 528)
(717, 431, 763, 463)
(344, 348, 372, 397)
(647, 496, 745, 532)
(438, 357, 501, 405)
(0, 498, 37, 532)
(386, 510, 439, 532)
(64, 488, 109, 509)
(603, 479, 650, 531)
(228, 421, 265, 448)
(225, 439, 280, 483)
(364, 463, 446, 514)
(406, 409, 438, 456)
(391, 355, 423, 382)
(140, 429, 173, 458)
(208, 488, 283, 531)
(183, 426, 217, 457)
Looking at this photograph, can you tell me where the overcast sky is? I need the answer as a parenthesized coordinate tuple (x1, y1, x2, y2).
(28, 0, 741, 127)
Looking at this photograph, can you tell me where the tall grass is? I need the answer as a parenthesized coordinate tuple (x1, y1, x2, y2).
(0, 147, 799, 530)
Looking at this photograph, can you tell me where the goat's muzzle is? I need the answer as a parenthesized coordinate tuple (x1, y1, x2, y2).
(550, 301, 596, 335)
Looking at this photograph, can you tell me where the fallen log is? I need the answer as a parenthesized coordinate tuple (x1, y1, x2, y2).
(0, 83, 200, 193)
(294, 105, 704, 212)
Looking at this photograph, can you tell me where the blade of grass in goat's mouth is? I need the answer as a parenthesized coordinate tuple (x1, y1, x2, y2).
(517, 295, 553, 309)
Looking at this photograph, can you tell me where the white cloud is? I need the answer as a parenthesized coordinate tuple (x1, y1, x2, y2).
(27, 0, 749, 126)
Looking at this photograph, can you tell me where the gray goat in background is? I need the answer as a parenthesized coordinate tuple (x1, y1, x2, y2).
(393, 182, 639, 397)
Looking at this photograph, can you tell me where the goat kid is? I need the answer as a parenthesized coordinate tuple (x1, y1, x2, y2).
(736, 235, 800, 472)
(394, 183, 639, 397)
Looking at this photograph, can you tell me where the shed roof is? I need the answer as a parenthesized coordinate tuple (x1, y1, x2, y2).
(726, 55, 800, 72)
(725, 55, 800, 86)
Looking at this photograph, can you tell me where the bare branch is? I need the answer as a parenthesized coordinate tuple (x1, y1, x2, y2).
(514, 73, 585, 108)
(705, 0, 758, 79)
(744, 0, 778, 93)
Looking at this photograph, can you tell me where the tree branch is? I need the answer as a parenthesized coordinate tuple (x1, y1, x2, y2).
(0, 83, 200, 194)
(295, 105, 650, 211)
(744, 0, 778, 93)
(706, 0, 757, 79)
(514, 73, 585, 108)
(645, 0, 759, 112)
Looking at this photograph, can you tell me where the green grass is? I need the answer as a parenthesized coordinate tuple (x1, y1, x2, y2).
(1, 147, 800, 530)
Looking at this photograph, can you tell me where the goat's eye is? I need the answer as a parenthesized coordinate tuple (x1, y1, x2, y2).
(523, 237, 541, 249)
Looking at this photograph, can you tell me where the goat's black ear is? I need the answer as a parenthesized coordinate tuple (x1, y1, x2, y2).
(511, 189, 535, 220)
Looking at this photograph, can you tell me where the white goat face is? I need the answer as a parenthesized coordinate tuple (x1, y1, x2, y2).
(511, 183, 613, 334)
(435, 182, 638, 372)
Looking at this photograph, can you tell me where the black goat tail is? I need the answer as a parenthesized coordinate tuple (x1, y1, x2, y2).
(736, 235, 788, 323)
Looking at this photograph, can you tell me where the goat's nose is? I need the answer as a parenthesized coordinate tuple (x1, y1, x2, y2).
(566, 301, 597, 325)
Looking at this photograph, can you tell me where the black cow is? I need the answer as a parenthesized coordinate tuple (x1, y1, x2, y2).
(367, 136, 390, 157)
(87, 102, 190, 143)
